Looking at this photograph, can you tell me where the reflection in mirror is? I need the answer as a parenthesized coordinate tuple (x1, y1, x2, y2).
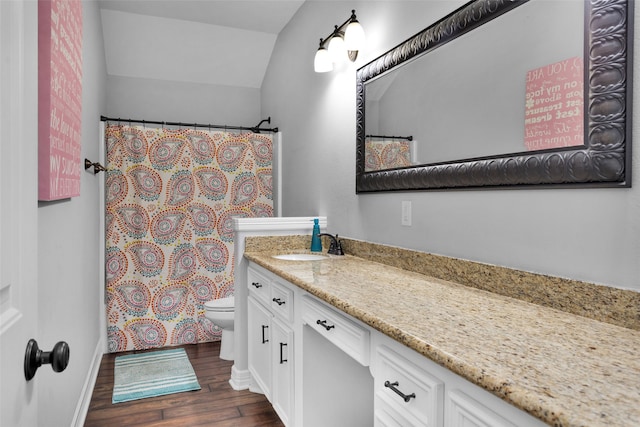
(356, 0, 632, 191)
(364, 0, 584, 170)
(364, 135, 414, 171)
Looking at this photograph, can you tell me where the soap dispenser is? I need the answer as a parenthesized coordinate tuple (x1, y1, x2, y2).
(310, 218, 322, 252)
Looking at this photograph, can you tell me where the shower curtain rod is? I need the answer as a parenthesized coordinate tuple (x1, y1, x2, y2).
(366, 134, 413, 141)
(100, 115, 279, 133)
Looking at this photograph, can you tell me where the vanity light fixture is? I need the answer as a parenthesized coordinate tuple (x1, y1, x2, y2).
(314, 10, 365, 73)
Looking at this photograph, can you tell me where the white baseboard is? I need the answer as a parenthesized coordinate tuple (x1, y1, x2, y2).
(229, 365, 252, 391)
(249, 382, 265, 395)
(71, 338, 104, 427)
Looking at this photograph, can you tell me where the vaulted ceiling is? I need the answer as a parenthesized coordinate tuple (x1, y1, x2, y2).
(98, 0, 305, 88)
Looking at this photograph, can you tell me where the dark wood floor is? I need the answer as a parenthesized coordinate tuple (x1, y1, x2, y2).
(84, 341, 284, 427)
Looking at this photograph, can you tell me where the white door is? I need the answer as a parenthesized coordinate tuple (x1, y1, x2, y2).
(0, 1, 40, 425)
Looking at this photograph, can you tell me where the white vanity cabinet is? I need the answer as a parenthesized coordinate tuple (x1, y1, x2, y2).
(245, 261, 547, 427)
(247, 265, 295, 426)
(372, 332, 546, 427)
(300, 294, 374, 427)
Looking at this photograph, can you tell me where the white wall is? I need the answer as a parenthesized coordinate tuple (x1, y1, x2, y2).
(36, 1, 107, 425)
(261, 0, 640, 292)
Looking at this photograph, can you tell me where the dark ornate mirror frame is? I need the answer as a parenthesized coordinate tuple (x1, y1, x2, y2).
(356, 0, 633, 192)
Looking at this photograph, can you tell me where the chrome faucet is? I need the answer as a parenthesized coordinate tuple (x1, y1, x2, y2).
(317, 233, 344, 256)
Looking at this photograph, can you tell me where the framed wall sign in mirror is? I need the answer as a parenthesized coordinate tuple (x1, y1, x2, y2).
(355, 0, 632, 192)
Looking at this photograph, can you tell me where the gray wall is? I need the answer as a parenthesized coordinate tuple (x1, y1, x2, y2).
(106, 75, 262, 125)
(262, 0, 640, 292)
(36, 1, 107, 424)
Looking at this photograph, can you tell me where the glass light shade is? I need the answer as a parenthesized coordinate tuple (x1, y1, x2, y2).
(344, 20, 365, 51)
(328, 35, 346, 63)
(314, 47, 333, 73)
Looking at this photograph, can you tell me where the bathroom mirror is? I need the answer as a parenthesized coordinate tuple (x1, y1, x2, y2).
(355, 0, 632, 192)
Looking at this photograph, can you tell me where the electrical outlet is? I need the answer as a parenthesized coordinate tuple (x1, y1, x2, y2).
(401, 201, 412, 226)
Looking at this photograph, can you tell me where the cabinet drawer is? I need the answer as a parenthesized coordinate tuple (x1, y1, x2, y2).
(375, 345, 444, 427)
(248, 266, 271, 304)
(447, 390, 517, 427)
(302, 295, 370, 366)
(375, 404, 410, 427)
(271, 280, 294, 322)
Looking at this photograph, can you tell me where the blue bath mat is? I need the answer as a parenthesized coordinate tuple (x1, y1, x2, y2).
(112, 347, 201, 404)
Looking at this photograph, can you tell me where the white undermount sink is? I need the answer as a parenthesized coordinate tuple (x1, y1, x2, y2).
(272, 253, 328, 261)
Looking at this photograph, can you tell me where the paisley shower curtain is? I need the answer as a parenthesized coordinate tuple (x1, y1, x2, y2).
(104, 124, 273, 352)
(364, 137, 412, 171)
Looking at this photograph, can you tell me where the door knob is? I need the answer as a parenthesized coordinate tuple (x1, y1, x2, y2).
(24, 339, 70, 381)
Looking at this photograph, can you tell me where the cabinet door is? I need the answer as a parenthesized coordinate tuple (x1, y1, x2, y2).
(271, 317, 294, 426)
(248, 295, 272, 399)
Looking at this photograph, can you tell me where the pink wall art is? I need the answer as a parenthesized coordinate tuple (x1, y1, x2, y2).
(38, 0, 83, 200)
(524, 56, 583, 152)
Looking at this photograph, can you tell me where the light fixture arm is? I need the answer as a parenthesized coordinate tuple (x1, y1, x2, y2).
(317, 10, 358, 49)
(314, 9, 363, 72)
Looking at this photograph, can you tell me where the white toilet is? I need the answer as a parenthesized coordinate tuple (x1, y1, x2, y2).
(204, 296, 235, 360)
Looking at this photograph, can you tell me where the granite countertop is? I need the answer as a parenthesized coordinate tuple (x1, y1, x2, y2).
(244, 246, 640, 427)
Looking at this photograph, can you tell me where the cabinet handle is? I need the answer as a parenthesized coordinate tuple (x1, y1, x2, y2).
(279, 342, 288, 364)
(261, 325, 269, 343)
(316, 319, 335, 331)
(251, 282, 262, 288)
(384, 381, 416, 403)
(272, 297, 285, 306)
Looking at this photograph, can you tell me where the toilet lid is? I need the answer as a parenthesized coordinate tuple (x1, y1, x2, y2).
(204, 296, 234, 311)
